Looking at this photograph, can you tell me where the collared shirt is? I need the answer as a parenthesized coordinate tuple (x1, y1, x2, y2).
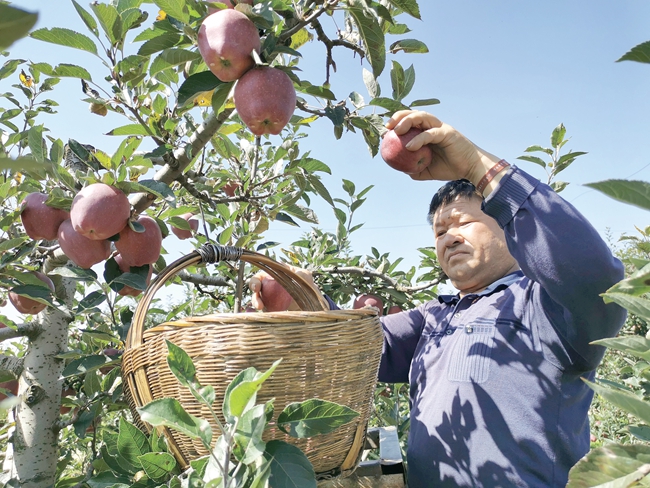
(375, 166, 626, 487)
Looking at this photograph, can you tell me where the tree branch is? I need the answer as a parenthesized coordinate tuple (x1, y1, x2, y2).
(177, 271, 233, 288)
(0, 354, 24, 378)
(316, 266, 442, 293)
(130, 108, 235, 214)
(277, 1, 337, 43)
(0, 323, 40, 344)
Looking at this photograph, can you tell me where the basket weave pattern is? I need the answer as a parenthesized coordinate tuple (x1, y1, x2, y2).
(122, 246, 383, 476)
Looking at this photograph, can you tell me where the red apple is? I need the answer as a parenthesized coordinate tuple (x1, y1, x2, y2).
(114, 254, 153, 297)
(20, 193, 70, 241)
(9, 271, 55, 315)
(260, 278, 294, 312)
(380, 128, 433, 175)
(115, 216, 163, 267)
(70, 183, 131, 240)
(198, 9, 261, 82)
(234, 66, 296, 136)
(387, 305, 402, 315)
(58, 219, 111, 269)
(171, 213, 199, 240)
(353, 294, 384, 316)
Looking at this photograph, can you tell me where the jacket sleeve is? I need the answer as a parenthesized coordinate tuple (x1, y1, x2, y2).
(482, 165, 626, 370)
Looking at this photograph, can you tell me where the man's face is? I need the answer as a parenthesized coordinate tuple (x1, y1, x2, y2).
(433, 196, 518, 294)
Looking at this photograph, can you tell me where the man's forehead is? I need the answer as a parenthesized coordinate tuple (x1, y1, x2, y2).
(433, 196, 481, 226)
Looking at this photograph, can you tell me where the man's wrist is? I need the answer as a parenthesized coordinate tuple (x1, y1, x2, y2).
(469, 155, 509, 198)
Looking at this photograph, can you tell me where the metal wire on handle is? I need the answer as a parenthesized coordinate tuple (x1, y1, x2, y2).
(122, 244, 383, 477)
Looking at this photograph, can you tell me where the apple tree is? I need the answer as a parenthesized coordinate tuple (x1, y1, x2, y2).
(0, 0, 444, 486)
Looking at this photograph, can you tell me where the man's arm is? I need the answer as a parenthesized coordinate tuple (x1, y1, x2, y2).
(484, 167, 626, 369)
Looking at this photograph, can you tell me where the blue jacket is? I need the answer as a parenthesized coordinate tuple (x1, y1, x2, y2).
(376, 166, 626, 487)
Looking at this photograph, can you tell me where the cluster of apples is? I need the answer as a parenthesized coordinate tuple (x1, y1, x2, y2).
(197, 1, 297, 135)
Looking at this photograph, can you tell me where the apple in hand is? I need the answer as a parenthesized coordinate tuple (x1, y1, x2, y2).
(260, 278, 294, 312)
(234, 66, 297, 136)
(198, 9, 261, 82)
(9, 271, 55, 315)
(353, 294, 384, 316)
(171, 213, 199, 240)
(20, 193, 70, 241)
(380, 128, 433, 175)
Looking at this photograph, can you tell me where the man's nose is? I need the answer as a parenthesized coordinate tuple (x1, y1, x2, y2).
(443, 231, 463, 248)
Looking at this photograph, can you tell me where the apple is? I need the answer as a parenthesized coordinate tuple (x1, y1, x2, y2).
(234, 66, 296, 136)
(100, 347, 122, 374)
(223, 181, 240, 197)
(171, 213, 199, 240)
(198, 9, 261, 82)
(20, 192, 70, 241)
(260, 278, 294, 312)
(60, 386, 76, 414)
(353, 294, 384, 316)
(387, 305, 402, 315)
(70, 183, 131, 240)
(380, 128, 433, 175)
(58, 219, 111, 269)
(9, 271, 55, 315)
(114, 254, 153, 297)
(115, 216, 163, 267)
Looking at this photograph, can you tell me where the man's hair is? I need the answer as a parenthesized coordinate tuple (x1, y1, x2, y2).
(427, 179, 483, 225)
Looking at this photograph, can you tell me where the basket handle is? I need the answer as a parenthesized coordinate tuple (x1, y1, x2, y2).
(126, 245, 330, 350)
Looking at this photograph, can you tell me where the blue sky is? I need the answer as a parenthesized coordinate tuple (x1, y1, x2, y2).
(5, 0, 650, 275)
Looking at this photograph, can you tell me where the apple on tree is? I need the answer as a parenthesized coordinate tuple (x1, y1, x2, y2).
(8, 271, 55, 315)
(198, 9, 261, 82)
(20, 192, 70, 241)
(70, 183, 131, 240)
(234, 66, 297, 136)
(58, 219, 111, 269)
(170, 212, 199, 240)
(115, 215, 163, 267)
(380, 128, 433, 175)
(353, 294, 384, 316)
(113, 254, 153, 297)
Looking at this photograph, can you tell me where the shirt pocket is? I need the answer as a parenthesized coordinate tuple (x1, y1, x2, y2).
(447, 319, 497, 383)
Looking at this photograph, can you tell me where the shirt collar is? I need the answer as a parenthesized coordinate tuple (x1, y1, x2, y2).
(438, 270, 524, 304)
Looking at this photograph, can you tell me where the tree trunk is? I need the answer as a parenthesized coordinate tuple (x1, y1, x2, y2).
(1, 257, 75, 487)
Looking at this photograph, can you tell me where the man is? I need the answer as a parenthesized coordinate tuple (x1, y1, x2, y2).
(250, 110, 626, 487)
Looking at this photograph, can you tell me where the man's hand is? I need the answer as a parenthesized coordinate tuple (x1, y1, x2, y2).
(249, 265, 321, 312)
(385, 110, 502, 186)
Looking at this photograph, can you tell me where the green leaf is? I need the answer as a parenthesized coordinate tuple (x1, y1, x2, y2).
(617, 40, 650, 64)
(369, 97, 410, 112)
(362, 68, 380, 98)
(297, 83, 337, 101)
(384, 0, 421, 19)
(517, 155, 547, 168)
(389, 39, 429, 54)
(150, 48, 200, 76)
(152, 0, 190, 24)
(585, 379, 650, 425)
(567, 443, 650, 488)
(524, 144, 553, 155)
(54, 64, 92, 80)
(137, 398, 213, 446)
(9, 284, 54, 308)
(342, 179, 356, 196)
(135, 179, 177, 207)
(166, 340, 197, 388)
(224, 359, 281, 419)
(90, 3, 122, 45)
(177, 70, 222, 106)
(264, 440, 316, 488)
(233, 403, 268, 464)
(0, 59, 25, 81)
(137, 32, 181, 56)
(409, 97, 440, 108)
(278, 399, 359, 438)
(106, 124, 151, 136)
(602, 293, 650, 323)
(551, 123, 566, 148)
(347, 0, 386, 78)
(592, 335, 650, 362)
(72, 0, 99, 37)
(585, 179, 650, 212)
(77, 290, 107, 312)
(30, 27, 98, 55)
(210, 81, 234, 114)
(138, 452, 177, 481)
(0, 4, 38, 50)
(62, 355, 115, 378)
(28, 125, 46, 162)
(86, 472, 131, 488)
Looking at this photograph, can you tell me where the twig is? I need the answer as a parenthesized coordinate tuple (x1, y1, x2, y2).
(277, 1, 337, 43)
(0, 323, 40, 343)
(312, 19, 365, 84)
(316, 266, 442, 293)
(177, 271, 232, 288)
(176, 174, 217, 209)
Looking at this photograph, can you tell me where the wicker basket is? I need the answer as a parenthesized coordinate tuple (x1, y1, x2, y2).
(122, 244, 383, 477)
